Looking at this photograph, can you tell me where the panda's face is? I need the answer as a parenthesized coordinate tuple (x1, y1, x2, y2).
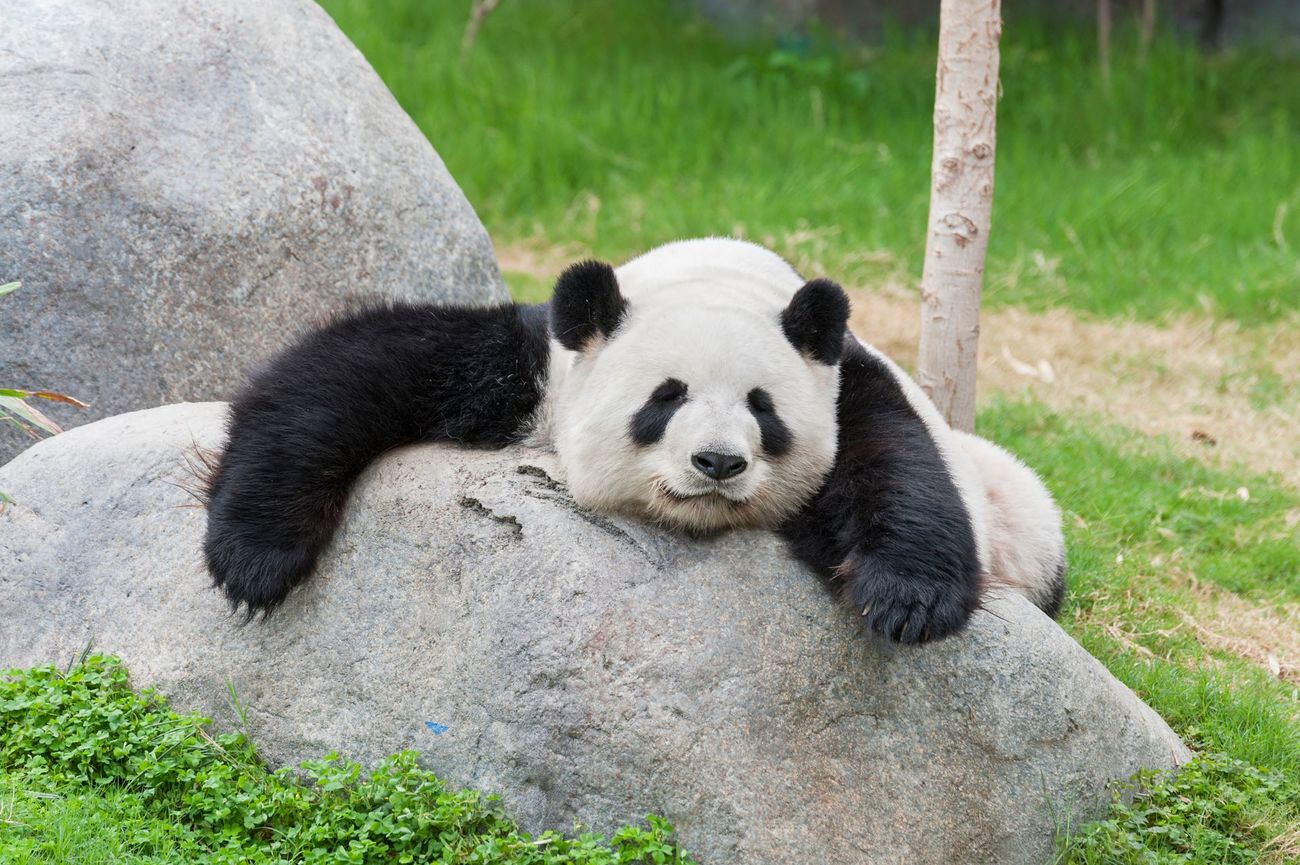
(555, 308, 840, 532)
(548, 251, 848, 533)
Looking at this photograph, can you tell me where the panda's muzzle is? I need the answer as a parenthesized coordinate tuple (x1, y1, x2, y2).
(691, 450, 748, 480)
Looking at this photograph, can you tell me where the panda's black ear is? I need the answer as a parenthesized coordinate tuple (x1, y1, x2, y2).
(550, 259, 628, 352)
(781, 278, 850, 365)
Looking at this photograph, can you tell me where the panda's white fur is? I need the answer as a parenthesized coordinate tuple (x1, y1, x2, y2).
(541, 239, 841, 532)
(545, 238, 1064, 602)
(951, 431, 1066, 610)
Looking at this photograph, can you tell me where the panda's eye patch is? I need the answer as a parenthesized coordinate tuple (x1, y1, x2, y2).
(747, 388, 775, 414)
(651, 379, 688, 404)
(747, 387, 792, 457)
(630, 378, 688, 446)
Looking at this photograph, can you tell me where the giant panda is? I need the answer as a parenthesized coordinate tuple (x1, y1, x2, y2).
(204, 238, 1065, 643)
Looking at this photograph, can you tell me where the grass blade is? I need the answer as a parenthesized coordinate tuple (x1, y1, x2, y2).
(0, 389, 89, 408)
(27, 390, 89, 409)
(0, 395, 65, 436)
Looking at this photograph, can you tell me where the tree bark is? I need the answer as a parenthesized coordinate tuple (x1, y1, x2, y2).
(916, 0, 1002, 434)
(1138, 0, 1157, 61)
(461, 0, 502, 64)
(1200, 0, 1225, 52)
(1097, 0, 1112, 87)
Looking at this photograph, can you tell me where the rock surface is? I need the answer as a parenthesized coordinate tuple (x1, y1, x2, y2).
(0, 0, 506, 462)
(0, 403, 1190, 865)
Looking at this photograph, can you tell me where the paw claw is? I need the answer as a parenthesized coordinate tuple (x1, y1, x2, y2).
(839, 550, 977, 644)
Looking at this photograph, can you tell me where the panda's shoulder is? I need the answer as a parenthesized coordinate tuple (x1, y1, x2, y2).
(838, 337, 928, 419)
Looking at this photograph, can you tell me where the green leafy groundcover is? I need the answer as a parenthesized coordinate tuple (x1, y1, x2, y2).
(0, 656, 693, 864)
(1056, 757, 1298, 865)
(4, 657, 1296, 865)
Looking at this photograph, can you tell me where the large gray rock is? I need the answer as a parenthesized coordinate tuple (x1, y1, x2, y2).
(0, 403, 1189, 865)
(0, 0, 506, 462)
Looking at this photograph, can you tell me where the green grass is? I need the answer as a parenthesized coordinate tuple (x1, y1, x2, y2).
(319, 0, 1299, 324)
(983, 400, 1300, 607)
(1, 775, 207, 865)
(1052, 756, 1297, 865)
(977, 400, 1300, 863)
(0, 658, 694, 864)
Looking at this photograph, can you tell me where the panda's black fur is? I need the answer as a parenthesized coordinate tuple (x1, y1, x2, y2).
(205, 302, 551, 611)
(205, 241, 1062, 642)
(780, 340, 985, 642)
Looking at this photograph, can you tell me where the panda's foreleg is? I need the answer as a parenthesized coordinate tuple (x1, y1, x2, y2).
(203, 301, 551, 614)
(780, 341, 982, 644)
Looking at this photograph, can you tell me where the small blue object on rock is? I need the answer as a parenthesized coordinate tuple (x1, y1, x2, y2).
(425, 721, 449, 735)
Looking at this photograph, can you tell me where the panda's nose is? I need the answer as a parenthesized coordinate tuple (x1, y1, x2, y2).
(692, 451, 748, 480)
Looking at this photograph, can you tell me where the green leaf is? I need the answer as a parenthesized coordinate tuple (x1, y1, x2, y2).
(0, 394, 64, 436)
(0, 281, 18, 297)
(0, 389, 87, 408)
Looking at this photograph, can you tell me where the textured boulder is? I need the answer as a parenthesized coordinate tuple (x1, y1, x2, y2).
(0, 0, 506, 462)
(0, 404, 1189, 865)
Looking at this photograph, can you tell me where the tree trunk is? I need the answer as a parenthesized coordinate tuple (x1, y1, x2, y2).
(1097, 0, 1112, 87)
(461, 0, 502, 64)
(916, 0, 1002, 434)
(1200, 0, 1225, 52)
(1138, 0, 1157, 61)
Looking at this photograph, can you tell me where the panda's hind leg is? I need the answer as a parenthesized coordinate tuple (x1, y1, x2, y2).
(952, 431, 1067, 618)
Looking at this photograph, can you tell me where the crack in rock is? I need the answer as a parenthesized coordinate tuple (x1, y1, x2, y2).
(457, 495, 524, 539)
(514, 464, 666, 568)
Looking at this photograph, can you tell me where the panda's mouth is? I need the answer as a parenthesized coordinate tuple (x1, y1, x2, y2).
(646, 477, 777, 532)
(654, 479, 749, 507)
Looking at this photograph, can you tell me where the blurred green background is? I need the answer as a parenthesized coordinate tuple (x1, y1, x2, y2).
(321, 0, 1297, 323)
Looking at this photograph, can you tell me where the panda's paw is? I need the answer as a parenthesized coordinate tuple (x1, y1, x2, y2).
(838, 550, 976, 644)
(204, 528, 317, 617)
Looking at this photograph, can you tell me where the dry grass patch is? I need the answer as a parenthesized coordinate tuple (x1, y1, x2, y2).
(847, 292, 1300, 489)
(1264, 826, 1300, 865)
(496, 241, 587, 279)
(1077, 557, 1300, 690)
(1184, 586, 1300, 686)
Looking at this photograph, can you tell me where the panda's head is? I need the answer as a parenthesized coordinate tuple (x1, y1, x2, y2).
(548, 247, 849, 533)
